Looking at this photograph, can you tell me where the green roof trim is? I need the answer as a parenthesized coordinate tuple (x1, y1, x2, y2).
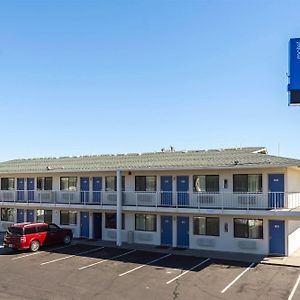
(0, 147, 299, 174)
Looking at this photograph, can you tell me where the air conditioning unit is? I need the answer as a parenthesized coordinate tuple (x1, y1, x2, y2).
(3, 192, 14, 202)
(137, 193, 154, 203)
(136, 232, 153, 241)
(107, 194, 117, 202)
(197, 238, 216, 247)
(199, 195, 215, 204)
(40, 192, 51, 202)
(238, 240, 257, 250)
(238, 195, 257, 205)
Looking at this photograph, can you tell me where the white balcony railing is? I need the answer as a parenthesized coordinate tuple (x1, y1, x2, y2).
(0, 190, 299, 210)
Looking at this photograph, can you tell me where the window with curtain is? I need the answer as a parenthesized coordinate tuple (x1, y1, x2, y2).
(234, 218, 263, 239)
(105, 176, 125, 191)
(135, 176, 157, 192)
(60, 177, 77, 191)
(193, 175, 219, 192)
(193, 216, 219, 236)
(1, 178, 15, 190)
(37, 177, 53, 190)
(135, 214, 156, 231)
(60, 210, 77, 225)
(36, 209, 52, 223)
(233, 174, 262, 192)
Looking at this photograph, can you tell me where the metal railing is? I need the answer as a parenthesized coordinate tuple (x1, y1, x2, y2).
(0, 190, 299, 210)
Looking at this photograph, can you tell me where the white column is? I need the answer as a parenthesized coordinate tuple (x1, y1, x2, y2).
(89, 212, 93, 239)
(172, 216, 177, 247)
(116, 170, 122, 246)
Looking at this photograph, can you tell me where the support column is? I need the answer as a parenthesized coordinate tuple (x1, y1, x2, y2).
(89, 212, 93, 239)
(116, 170, 122, 246)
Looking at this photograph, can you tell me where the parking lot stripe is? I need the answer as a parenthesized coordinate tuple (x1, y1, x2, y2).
(78, 249, 136, 271)
(221, 262, 255, 294)
(119, 253, 172, 277)
(288, 274, 300, 300)
(40, 246, 105, 266)
(166, 258, 211, 285)
(12, 245, 72, 261)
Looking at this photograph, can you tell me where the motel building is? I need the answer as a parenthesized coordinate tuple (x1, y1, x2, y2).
(1, 146, 300, 257)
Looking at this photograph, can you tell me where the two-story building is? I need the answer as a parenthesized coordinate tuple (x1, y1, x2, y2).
(1, 146, 300, 256)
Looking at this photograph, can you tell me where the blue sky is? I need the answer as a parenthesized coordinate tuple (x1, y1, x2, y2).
(0, 0, 299, 161)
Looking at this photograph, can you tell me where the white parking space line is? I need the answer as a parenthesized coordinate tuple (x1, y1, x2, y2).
(288, 274, 300, 300)
(79, 249, 136, 271)
(41, 246, 104, 266)
(119, 253, 172, 277)
(221, 262, 255, 294)
(166, 258, 211, 285)
(12, 245, 72, 261)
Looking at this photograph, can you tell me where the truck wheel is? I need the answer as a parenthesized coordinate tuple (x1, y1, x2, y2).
(63, 235, 71, 245)
(30, 240, 40, 252)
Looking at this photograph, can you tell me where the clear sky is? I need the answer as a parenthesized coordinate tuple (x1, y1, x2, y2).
(0, 0, 299, 161)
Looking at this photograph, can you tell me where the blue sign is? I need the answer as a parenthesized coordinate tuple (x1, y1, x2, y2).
(288, 38, 300, 105)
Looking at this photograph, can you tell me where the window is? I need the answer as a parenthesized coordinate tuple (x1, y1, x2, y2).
(135, 214, 157, 231)
(193, 216, 220, 236)
(24, 227, 37, 235)
(36, 210, 52, 223)
(233, 174, 262, 193)
(1, 208, 14, 222)
(60, 210, 77, 225)
(37, 225, 49, 233)
(234, 218, 263, 239)
(105, 213, 125, 229)
(135, 176, 156, 192)
(37, 177, 53, 190)
(49, 223, 60, 232)
(105, 176, 125, 191)
(7, 227, 23, 235)
(60, 177, 77, 191)
(193, 175, 219, 192)
(1, 178, 15, 190)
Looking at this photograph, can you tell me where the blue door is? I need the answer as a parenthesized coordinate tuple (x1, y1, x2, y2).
(17, 209, 24, 223)
(268, 174, 284, 208)
(27, 178, 35, 202)
(177, 176, 189, 206)
(269, 220, 285, 255)
(161, 176, 173, 206)
(93, 213, 102, 239)
(26, 209, 34, 222)
(92, 177, 102, 204)
(17, 178, 25, 201)
(177, 216, 189, 247)
(80, 212, 89, 238)
(80, 177, 89, 204)
(161, 216, 173, 246)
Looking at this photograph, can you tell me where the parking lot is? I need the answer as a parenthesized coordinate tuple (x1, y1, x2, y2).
(0, 243, 300, 300)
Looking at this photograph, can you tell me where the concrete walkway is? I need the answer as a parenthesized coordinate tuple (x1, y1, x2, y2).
(72, 238, 266, 265)
(73, 239, 300, 268)
(261, 247, 300, 268)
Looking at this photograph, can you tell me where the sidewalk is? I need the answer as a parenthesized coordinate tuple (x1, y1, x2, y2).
(72, 238, 266, 265)
(261, 247, 300, 268)
(73, 238, 300, 268)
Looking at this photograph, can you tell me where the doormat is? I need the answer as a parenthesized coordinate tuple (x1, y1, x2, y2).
(172, 247, 187, 251)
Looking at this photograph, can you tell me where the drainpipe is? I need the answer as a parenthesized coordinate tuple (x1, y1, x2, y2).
(116, 170, 122, 247)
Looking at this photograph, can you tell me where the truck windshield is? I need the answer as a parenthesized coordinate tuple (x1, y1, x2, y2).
(7, 227, 23, 236)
